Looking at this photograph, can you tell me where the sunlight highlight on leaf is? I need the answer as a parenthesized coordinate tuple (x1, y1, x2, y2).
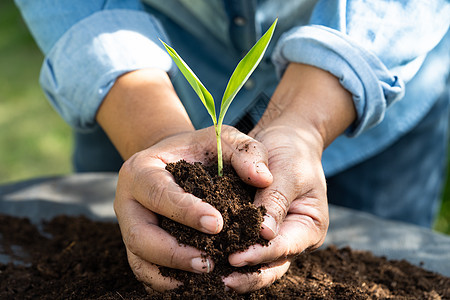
(160, 39, 216, 123)
(219, 18, 278, 126)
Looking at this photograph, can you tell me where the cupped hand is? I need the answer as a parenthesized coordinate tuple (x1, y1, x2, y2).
(222, 62, 356, 293)
(223, 123, 329, 293)
(113, 125, 273, 292)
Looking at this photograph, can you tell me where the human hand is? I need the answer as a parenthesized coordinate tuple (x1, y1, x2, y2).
(223, 63, 355, 293)
(113, 125, 273, 292)
(224, 124, 328, 292)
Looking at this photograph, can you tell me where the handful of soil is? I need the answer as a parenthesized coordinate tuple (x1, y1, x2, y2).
(159, 160, 269, 294)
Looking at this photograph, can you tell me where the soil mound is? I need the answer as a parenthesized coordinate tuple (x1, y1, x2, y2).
(1, 160, 448, 299)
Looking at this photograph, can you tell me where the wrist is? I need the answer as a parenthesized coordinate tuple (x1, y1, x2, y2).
(253, 63, 355, 150)
(96, 68, 194, 159)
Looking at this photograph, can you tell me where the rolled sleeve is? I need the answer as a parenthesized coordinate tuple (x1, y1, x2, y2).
(40, 9, 176, 130)
(272, 25, 404, 136)
(271, 0, 449, 137)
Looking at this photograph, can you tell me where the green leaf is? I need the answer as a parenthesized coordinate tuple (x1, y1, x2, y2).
(160, 39, 217, 124)
(218, 18, 278, 125)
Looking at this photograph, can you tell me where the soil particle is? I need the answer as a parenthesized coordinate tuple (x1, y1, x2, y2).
(236, 143, 250, 152)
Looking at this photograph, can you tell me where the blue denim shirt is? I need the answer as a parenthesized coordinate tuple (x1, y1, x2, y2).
(15, 0, 450, 176)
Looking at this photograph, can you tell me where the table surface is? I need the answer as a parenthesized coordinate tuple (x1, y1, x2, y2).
(1, 173, 449, 277)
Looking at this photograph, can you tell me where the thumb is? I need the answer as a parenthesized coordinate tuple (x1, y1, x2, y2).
(252, 156, 300, 240)
(220, 125, 273, 188)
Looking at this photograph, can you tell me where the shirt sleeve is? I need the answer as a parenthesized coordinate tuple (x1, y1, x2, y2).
(271, 0, 450, 136)
(15, 0, 176, 130)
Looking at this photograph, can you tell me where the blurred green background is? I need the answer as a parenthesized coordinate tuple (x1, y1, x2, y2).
(1, 1, 449, 234)
(0, 1, 72, 183)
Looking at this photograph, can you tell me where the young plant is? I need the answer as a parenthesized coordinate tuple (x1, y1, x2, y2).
(160, 19, 277, 176)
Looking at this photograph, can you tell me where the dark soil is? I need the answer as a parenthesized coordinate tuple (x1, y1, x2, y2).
(160, 160, 268, 279)
(1, 160, 449, 299)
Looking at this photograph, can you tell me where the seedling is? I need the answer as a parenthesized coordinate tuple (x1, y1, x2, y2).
(160, 19, 277, 176)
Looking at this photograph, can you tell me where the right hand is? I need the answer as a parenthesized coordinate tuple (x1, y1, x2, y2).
(222, 63, 356, 293)
(113, 125, 273, 292)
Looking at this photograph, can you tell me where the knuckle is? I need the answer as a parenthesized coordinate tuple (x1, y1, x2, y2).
(248, 274, 265, 291)
(112, 197, 120, 218)
(241, 269, 279, 293)
(225, 127, 245, 145)
(124, 224, 142, 256)
(266, 189, 289, 219)
(146, 179, 166, 211)
(236, 139, 263, 156)
(260, 234, 291, 262)
(119, 153, 138, 179)
(232, 273, 264, 294)
(169, 190, 195, 209)
(276, 235, 292, 258)
(128, 255, 172, 293)
(248, 123, 263, 139)
(166, 245, 186, 269)
(127, 251, 147, 282)
(313, 214, 329, 248)
(223, 125, 252, 145)
(129, 258, 145, 280)
(262, 270, 280, 289)
(317, 210, 329, 232)
(141, 168, 173, 211)
(147, 179, 195, 219)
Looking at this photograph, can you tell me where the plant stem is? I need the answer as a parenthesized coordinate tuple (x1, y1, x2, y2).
(215, 124, 223, 176)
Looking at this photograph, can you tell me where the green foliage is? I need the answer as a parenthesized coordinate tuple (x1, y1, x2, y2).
(219, 20, 277, 126)
(161, 19, 277, 176)
(434, 151, 450, 234)
(160, 43, 217, 124)
(0, 1, 72, 184)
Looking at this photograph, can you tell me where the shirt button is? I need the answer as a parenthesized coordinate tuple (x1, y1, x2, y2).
(233, 16, 247, 26)
(244, 79, 255, 90)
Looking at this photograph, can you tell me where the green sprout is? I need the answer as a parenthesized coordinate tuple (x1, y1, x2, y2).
(160, 19, 277, 176)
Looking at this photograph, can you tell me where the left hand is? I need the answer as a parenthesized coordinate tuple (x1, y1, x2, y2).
(222, 63, 356, 293)
(113, 126, 273, 292)
(223, 122, 329, 293)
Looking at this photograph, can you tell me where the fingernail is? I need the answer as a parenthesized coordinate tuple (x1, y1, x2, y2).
(255, 162, 270, 175)
(232, 261, 248, 267)
(191, 257, 212, 273)
(262, 214, 277, 236)
(222, 276, 232, 288)
(200, 215, 219, 234)
(223, 278, 232, 292)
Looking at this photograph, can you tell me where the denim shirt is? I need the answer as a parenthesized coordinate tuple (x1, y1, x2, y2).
(15, 0, 450, 176)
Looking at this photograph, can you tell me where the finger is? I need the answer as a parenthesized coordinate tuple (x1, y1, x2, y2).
(223, 259, 291, 293)
(119, 156, 223, 234)
(221, 125, 273, 188)
(229, 198, 328, 266)
(127, 250, 181, 292)
(254, 142, 325, 240)
(115, 194, 214, 274)
(253, 163, 299, 240)
(151, 126, 272, 189)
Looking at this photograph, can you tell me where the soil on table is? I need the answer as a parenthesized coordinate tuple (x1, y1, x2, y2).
(1, 160, 449, 299)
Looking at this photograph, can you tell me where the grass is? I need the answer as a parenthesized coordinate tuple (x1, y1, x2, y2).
(0, 1, 72, 183)
(0, 1, 449, 234)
